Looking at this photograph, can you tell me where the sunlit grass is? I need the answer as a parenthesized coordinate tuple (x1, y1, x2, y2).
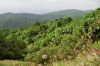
(0, 60, 34, 66)
(0, 53, 100, 66)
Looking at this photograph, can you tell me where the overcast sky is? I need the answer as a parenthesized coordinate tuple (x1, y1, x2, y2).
(0, 0, 99, 14)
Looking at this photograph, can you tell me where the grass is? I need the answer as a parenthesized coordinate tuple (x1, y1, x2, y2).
(51, 48, 100, 66)
(0, 49, 100, 66)
(0, 60, 34, 66)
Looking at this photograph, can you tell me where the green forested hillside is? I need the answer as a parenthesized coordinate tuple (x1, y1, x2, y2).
(42, 9, 89, 20)
(0, 9, 89, 29)
(0, 8, 100, 65)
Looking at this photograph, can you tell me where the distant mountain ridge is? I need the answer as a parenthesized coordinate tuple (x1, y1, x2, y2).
(42, 9, 89, 20)
(0, 9, 90, 29)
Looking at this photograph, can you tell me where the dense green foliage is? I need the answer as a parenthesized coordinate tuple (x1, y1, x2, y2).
(0, 9, 89, 29)
(0, 8, 100, 64)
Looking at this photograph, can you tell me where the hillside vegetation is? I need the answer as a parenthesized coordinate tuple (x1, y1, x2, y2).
(0, 9, 88, 29)
(0, 8, 100, 66)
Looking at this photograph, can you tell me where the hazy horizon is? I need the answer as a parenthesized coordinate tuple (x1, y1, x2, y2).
(0, 0, 99, 14)
(0, 9, 92, 15)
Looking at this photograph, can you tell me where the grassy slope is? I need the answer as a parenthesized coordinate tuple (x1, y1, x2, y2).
(0, 60, 34, 66)
(0, 49, 100, 66)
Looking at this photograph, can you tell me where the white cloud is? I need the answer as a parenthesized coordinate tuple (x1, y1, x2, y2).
(0, 0, 99, 14)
